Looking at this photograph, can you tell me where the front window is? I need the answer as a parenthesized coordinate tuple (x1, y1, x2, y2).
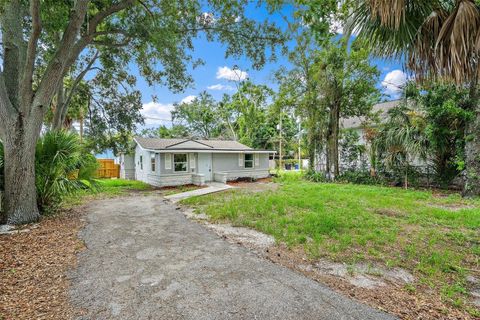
(244, 154, 254, 168)
(139, 155, 143, 170)
(151, 153, 156, 172)
(174, 154, 188, 172)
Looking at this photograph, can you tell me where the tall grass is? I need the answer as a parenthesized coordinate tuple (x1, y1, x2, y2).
(183, 180, 480, 311)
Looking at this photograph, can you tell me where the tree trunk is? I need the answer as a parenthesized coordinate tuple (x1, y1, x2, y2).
(2, 127, 40, 224)
(463, 80, 480, 197)
(463, 106, 480, 196)
(333, 105, 340, 177)
(326, 103, 340, 180)
(52, 84, 66, 130)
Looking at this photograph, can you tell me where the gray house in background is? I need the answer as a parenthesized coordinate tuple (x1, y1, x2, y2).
(121, 137, 274, 187)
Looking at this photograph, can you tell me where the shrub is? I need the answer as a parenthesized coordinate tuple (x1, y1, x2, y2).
(35, 130, 96, 213)
(336, 170, 384, 185)
(78, 153, 100, 180)
(304, 170, 328, 183)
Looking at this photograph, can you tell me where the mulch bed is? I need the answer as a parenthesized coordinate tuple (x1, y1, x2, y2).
(0, 209, 85, 320)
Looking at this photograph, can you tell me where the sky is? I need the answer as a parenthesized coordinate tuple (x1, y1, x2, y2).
(136, 5, 408, 129)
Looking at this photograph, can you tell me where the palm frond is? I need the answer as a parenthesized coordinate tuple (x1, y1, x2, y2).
(369, 0, 406, 29)
(435, 0, 480, 84)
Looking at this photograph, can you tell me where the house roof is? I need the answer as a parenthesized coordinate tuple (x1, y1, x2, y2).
(341, 100, 401, 129)
(134, 137, 260, 152)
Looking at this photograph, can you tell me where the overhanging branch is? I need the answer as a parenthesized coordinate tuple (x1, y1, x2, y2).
(20, 0, 42, 109)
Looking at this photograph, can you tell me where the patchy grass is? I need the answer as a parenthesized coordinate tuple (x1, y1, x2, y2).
(161, 184, 205, 196)
(62, 179, 152, 208)
(182, 174, 480, 314)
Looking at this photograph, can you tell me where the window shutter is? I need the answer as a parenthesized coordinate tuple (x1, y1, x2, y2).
(190, 153, 196, 169)
(165, 153, 172, 170)
(255, 154, 260, 167)
(238, 153, 243, 167)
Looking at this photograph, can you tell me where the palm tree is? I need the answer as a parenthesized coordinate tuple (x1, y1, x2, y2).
(374, 106, 429, 189)
(348, 0, 480, 196)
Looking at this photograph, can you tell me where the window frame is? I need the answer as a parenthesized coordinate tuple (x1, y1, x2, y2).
(139, 155, 143, 170)
(150, 153, 156, 172)
(173, 153, 188, 172)
(244, 153, 254, 168)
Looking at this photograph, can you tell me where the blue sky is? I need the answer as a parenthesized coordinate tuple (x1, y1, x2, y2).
(137, 6, 407, 129)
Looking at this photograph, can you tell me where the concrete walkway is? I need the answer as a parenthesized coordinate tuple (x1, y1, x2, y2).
(165, 182, 233, 203)
(70, 195, 397, 320)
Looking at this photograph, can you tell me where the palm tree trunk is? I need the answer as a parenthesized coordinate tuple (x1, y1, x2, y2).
(463, 80, 480, 197)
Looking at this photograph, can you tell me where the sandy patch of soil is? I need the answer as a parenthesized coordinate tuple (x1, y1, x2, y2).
(266, 245, 479, 320)
(227, 177, 278, 192)
(183, 208, 275, 252)
(0, 209, 85, 320)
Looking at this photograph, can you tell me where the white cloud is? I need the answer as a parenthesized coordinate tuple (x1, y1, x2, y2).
(180, 95, 196, 104)
(329, 17, 344, 34)
(207, 84, 235, 91)
(216, 66, 248, 81)
(382, 70, 407, 94)
(141, 101, 174, 125)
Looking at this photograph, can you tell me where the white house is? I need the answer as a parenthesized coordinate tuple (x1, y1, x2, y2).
(121, 137, 274, 187)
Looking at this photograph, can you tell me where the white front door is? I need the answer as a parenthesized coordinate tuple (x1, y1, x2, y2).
(197, 153, 212, 181)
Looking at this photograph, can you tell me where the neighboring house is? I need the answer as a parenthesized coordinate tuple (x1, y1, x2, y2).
(341, 100, 401, 144)
(312, 100, 402, 171)
(124, 137, 274, 187)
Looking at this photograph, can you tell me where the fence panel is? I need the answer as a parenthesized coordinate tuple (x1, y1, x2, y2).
(96, 159, 120, 178)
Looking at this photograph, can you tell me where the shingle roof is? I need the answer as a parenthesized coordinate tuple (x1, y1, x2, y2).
(341, 100, 401, 129)
(197, 140, 252, 150)
(134, 137, 253, 151)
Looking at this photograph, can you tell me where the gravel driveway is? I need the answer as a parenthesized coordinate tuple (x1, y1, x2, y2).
(70, 195, 396, 320)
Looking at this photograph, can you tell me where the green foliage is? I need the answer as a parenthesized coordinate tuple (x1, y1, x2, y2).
(183, 180, 480, 311)
(340, 129, 366, 170)
(140, 125, 190, 138)
(171, 91, 223, 139)
(374, 105, 429, 187)
(415, 83, 472, 187)
(78, 154, 100, 180)
(336, 170, 384, 185)
(304, 170, 328, 182)
(227, 81, 275, 148)
(35, 131, 96, 213)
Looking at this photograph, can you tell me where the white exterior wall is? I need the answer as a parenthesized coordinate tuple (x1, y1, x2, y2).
(120, 154, 135, 180)
(212, 153, 270, 181)
(134, 146, 271, 186)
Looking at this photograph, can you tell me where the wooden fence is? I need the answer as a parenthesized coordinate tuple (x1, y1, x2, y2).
(96, 159, 120, 179)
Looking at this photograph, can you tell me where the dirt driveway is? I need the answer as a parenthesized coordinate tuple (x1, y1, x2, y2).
(70, 195, 396, 320)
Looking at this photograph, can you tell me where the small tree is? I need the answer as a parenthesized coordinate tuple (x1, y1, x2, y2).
(313, 39, 380, 180)
(374, 106, 429, 189)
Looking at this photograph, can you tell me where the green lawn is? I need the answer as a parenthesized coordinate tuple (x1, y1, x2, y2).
(182, 174, 480, 313)
(62, 179, 151, 207)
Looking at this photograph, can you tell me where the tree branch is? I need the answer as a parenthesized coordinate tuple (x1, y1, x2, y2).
(1, 0, 25, 113)
(87, 0, 135, 35)
(62, 51, 99, 117)
(29, 0, 89, 136)
(92, 38, 132, 48)
(20, 0, 42, 110)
